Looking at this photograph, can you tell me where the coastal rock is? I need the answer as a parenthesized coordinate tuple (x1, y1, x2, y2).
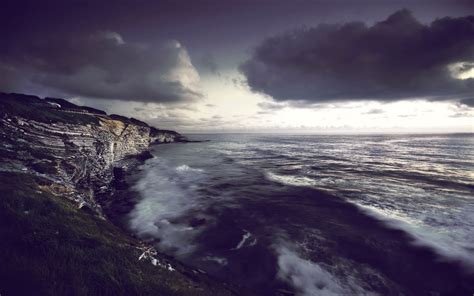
(0, 92, 184, 215)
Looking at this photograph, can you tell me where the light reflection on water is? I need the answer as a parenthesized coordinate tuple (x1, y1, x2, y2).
(129, 133, 474, 294)
(204, 134, 474, 266)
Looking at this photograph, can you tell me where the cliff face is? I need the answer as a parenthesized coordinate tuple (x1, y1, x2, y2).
(0, 93, 183, 214)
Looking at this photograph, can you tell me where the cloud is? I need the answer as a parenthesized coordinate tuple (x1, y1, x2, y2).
(258, 101, 287, 111)
(0, 31, 202, 103)
(449, 111, 472, 118)
(459, 98, 474, 107)
(240, 10, 474, 104)
(199, 52, 220, 75)
(231, 77, 249, 89)
(449, 99, 474, 117)
(364, 108, 384, 115)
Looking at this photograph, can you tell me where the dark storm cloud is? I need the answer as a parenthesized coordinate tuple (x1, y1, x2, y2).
(0, 30, 201, 102)
(1, 0, 473, 105)
(241, 10, 474, 104)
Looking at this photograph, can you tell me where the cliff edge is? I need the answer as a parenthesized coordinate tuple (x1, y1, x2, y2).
(0, 93, 184, 214)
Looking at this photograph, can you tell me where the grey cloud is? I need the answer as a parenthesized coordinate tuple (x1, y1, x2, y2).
(241, 10, 474, 104)
(231, 77, 248, 89)
(199, 53, 220, 75)
(364, 108, 384, 114)
(459, 98, 474, 107)
(258, 101, 287, 111)
(0, 31, 202, 103)
(449, 111, 473, 118)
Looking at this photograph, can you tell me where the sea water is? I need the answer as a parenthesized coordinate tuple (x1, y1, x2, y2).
(128, 134, 474, 295)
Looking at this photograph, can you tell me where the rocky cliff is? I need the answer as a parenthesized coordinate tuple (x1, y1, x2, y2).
(0, 93, 251, 296)
(0, 93, 184, 215)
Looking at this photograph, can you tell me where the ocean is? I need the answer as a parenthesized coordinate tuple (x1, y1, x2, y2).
(127, 133, 474, 295)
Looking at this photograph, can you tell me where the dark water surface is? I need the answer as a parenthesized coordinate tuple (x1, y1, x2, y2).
(127, 134, 474, 295)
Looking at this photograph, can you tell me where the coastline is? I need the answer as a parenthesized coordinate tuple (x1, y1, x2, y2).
(95, 150, 154, 229)
(0, 93, 253, 296)
(100, 139, 210, 228)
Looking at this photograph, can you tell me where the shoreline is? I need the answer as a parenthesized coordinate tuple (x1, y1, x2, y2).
(95, 149, 152, 229)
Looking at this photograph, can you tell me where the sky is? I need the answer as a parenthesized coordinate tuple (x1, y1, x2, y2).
(1, 0, 473, 133)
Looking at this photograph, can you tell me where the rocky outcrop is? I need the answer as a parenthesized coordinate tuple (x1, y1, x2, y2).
(0, 92, 184, 215)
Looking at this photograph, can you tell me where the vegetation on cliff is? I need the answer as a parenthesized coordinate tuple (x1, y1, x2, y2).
(0, 172, 246, 296)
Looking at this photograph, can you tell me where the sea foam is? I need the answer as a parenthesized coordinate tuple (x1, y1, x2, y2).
(275, 243, 373, 296)
(129, 157, 209, 257)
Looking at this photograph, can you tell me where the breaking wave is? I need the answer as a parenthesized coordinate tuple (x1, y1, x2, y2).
(275, 243, 374, 296)
(128, 157, 209, 257)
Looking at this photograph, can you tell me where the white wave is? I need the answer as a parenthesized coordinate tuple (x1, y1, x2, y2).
(176, 164, 204, 173)
(275, 244, 373, 296)
(266, 171, 318, 187)
(128, 158, 208, 257)
(204, 256, 228, 266)
(268, 167, 474, 271)
(355, 203, 474, 270)
(231, 229, 256, 250)
(249, 237, 258, 247)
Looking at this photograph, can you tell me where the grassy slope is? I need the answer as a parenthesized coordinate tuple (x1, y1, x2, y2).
(0, 94, 99, 125)
(0, 173, 242, 296)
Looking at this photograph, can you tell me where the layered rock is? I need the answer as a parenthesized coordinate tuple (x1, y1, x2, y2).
(0, 93, 184, 215)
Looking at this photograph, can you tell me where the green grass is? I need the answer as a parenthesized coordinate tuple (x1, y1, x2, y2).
(0, 94, 99, 125)
(0, 172, 243, 296)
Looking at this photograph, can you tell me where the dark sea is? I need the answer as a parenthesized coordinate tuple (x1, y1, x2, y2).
(127, 134, 474, 296)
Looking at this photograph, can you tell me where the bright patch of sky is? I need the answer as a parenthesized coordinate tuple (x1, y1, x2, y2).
(72, 69, 473, 134)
